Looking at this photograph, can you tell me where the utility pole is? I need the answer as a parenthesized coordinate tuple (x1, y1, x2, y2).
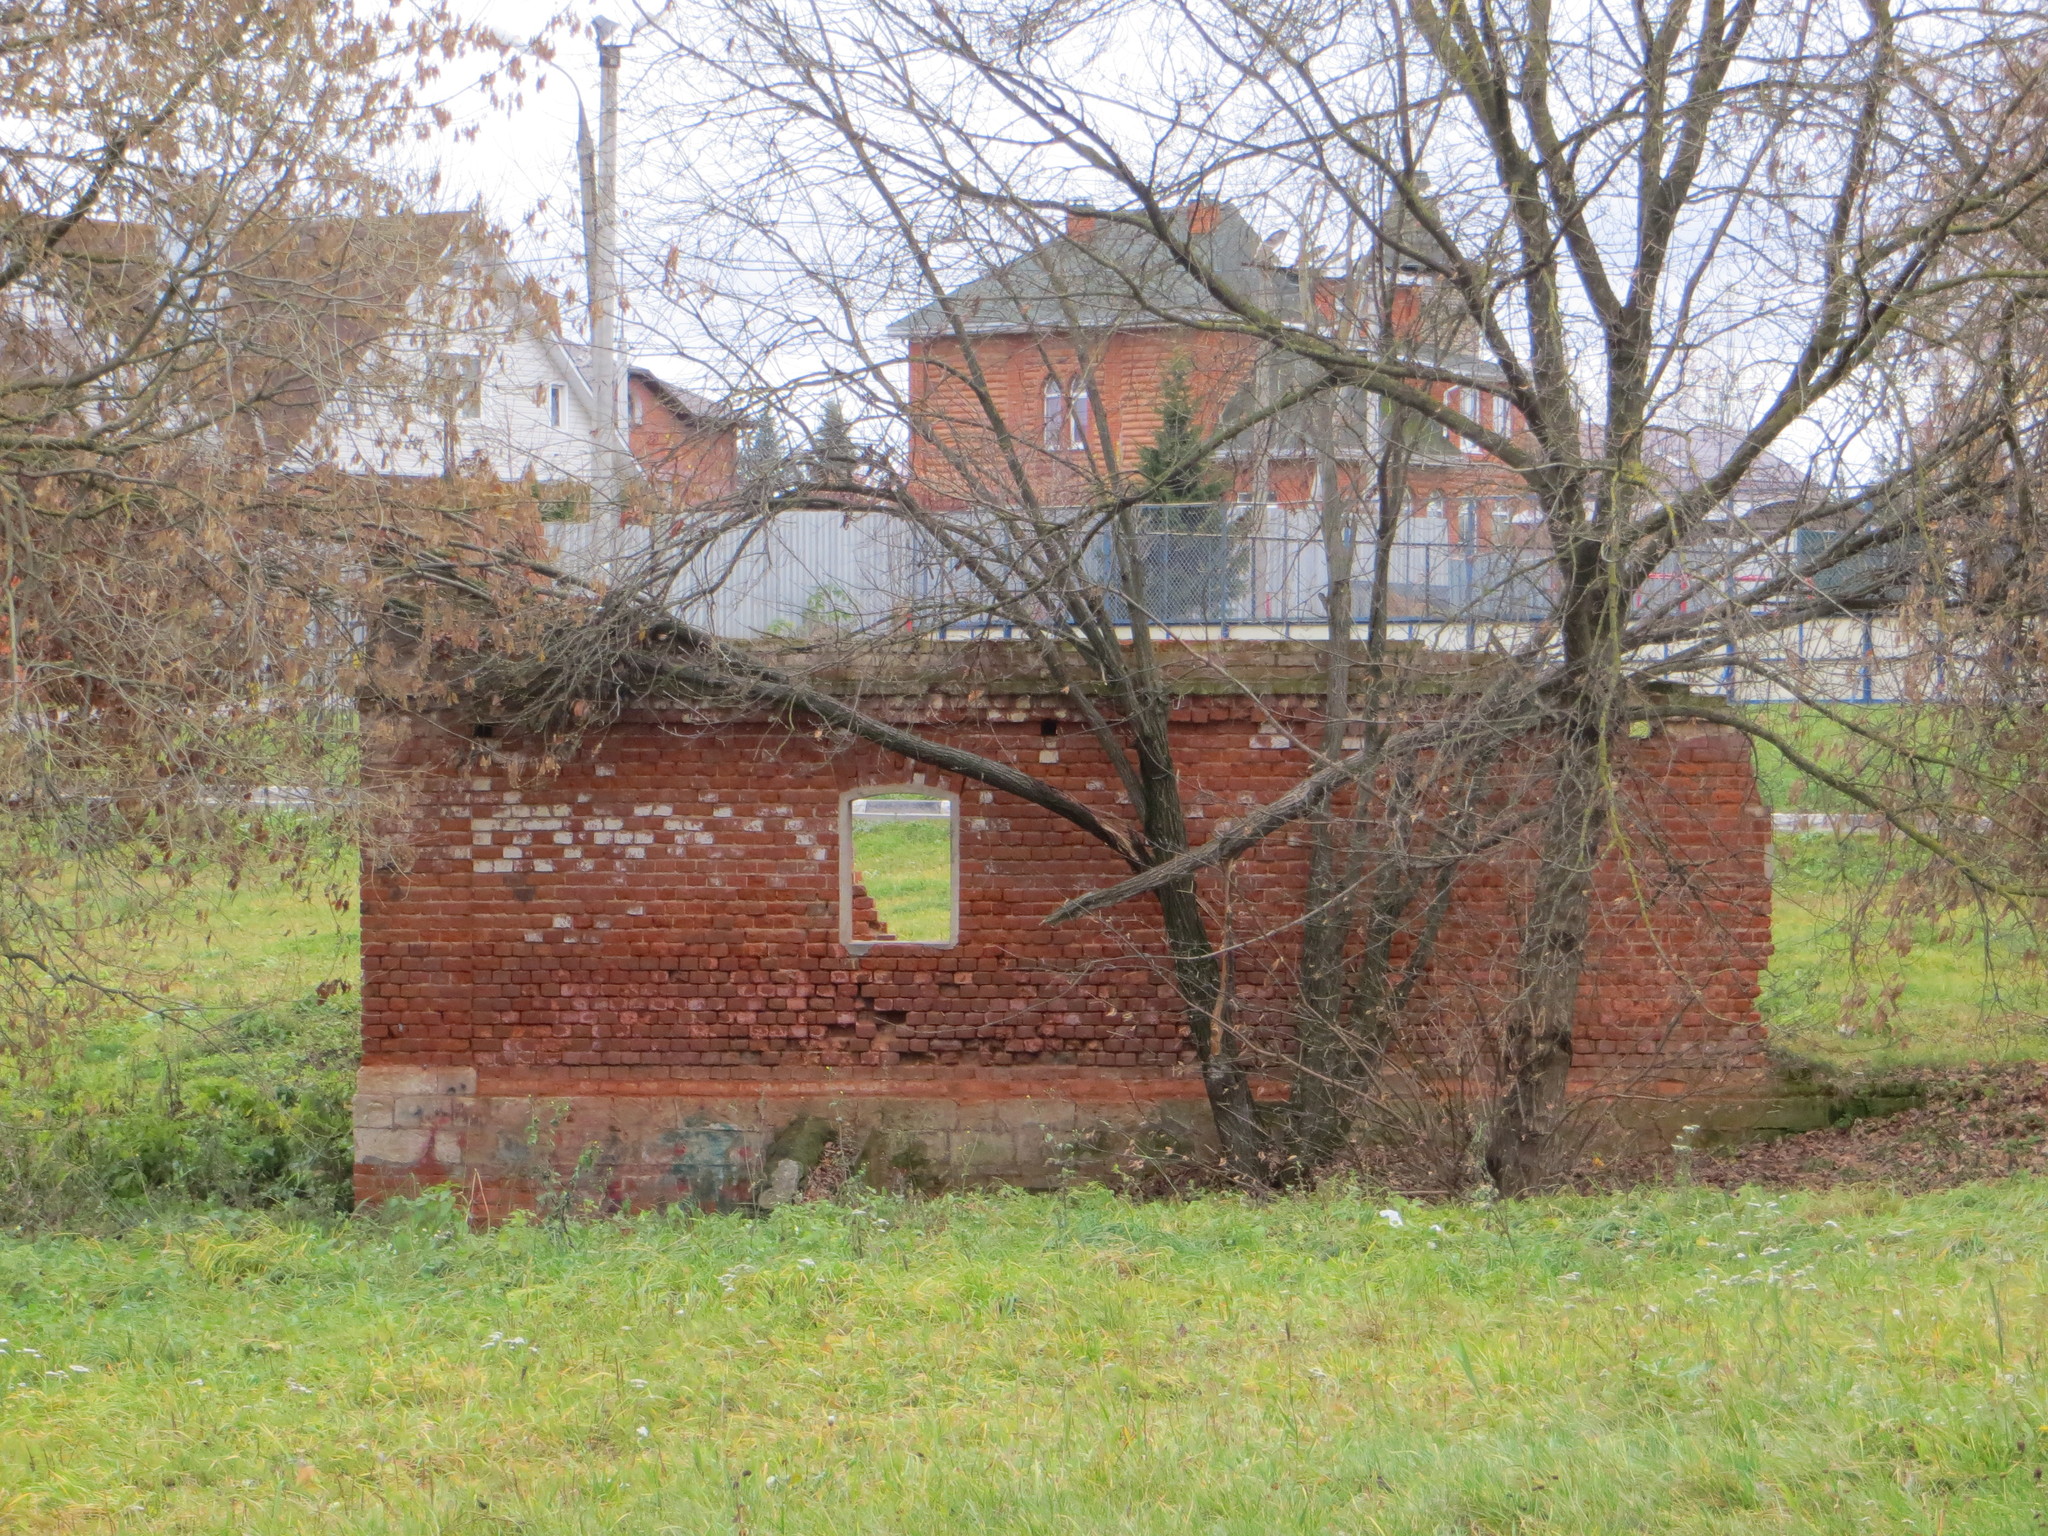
(581, 15, 629, 525)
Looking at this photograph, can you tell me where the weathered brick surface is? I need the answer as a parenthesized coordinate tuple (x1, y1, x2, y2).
(356, 686, 1771, 1207)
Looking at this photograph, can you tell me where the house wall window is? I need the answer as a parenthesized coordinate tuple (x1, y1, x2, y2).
(547, 383, 563, 426)
(1042, 376, 1087, 451)
(1450, 386, 1485, 453)
(840, 788, 958, 949)
(429, 353, 482, 419)
(1440, 387, 1512, 452)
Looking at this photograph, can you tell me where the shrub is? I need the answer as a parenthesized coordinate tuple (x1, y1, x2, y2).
(0, 992, 357, 1231)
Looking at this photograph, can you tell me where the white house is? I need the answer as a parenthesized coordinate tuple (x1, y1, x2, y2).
(284, 271, 617, 514)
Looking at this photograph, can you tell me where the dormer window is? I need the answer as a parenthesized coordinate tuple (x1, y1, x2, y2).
(1043, 376, 1088, 451)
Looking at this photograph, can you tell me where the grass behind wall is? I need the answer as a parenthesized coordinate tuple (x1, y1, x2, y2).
(0, 877, 361, 1227)
(849, 817, 954, 942)
(1745, 705, 2048, 1073)
(1763, 836, 2048, 1072)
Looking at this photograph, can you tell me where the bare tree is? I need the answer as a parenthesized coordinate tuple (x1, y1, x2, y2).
(461, 0, 2048, 1190)
(0, 1, 537, 1057)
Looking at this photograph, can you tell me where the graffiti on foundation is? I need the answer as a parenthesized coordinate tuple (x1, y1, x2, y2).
(662, 1118, 759, 1209)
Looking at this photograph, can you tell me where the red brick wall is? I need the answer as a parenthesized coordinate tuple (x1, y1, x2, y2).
(905, 327, 1261, 507)
(356, 688, 1771, 1206)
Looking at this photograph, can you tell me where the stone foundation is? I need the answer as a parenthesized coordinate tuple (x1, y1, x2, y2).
(352, 1064, 1219, 1211)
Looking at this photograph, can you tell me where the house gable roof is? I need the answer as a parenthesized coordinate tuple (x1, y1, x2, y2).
(889, 204, 1299, 338)
(629, 366, 742, 427)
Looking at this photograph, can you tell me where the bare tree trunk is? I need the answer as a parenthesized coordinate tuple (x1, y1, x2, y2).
(1287, 387, 1358, 1173)
(1155, 877, 1268, 1176)
(1482, 712, 1607, 1194)
(1290, 393, 1417, 1172)
(1114, 503, 1273, 1178)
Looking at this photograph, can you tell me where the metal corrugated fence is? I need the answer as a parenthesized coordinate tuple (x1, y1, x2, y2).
(548, 506, 1921, 702)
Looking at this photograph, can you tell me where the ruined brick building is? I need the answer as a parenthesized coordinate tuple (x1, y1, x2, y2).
(353, 205, 1784, 1208)
(353, 648, 1774, 1209)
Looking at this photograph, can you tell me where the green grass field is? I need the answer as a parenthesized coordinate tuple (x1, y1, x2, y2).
(0, 878, 362, 1221)
(13, 873, 358, 1098)
(1744, 707, 2048, 1074)
(849, 817, 953, 942)
(1763, 837, 2048, 1074)
(7, 1182, 2048, 1533)
(2, 717, 2047, 1530)
(1745, 703, 1881, 814)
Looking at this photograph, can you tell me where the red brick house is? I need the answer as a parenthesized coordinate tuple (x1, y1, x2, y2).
(627, 366, 743, 506)
(892, 202, 1536, 558)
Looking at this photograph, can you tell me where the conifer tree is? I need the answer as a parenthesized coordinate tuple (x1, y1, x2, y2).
(738, 416, 793, 493)
(1136, 359, 1229, 505)
(1133, 357, 1240, 621)
(812, 398, 859, 481)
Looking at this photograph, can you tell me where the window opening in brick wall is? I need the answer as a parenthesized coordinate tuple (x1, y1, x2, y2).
(841, 788, 958, 949)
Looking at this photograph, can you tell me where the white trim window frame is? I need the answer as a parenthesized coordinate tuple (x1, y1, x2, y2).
(1042, 375, 1069, 451)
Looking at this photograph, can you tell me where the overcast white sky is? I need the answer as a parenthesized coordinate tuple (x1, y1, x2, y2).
(428, 2, 726, 384)
(432, 2, 596, 257)
(419, 0, 1880, 469)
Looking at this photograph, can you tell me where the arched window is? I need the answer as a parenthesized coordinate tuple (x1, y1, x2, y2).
(840, 787, 959, 950)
